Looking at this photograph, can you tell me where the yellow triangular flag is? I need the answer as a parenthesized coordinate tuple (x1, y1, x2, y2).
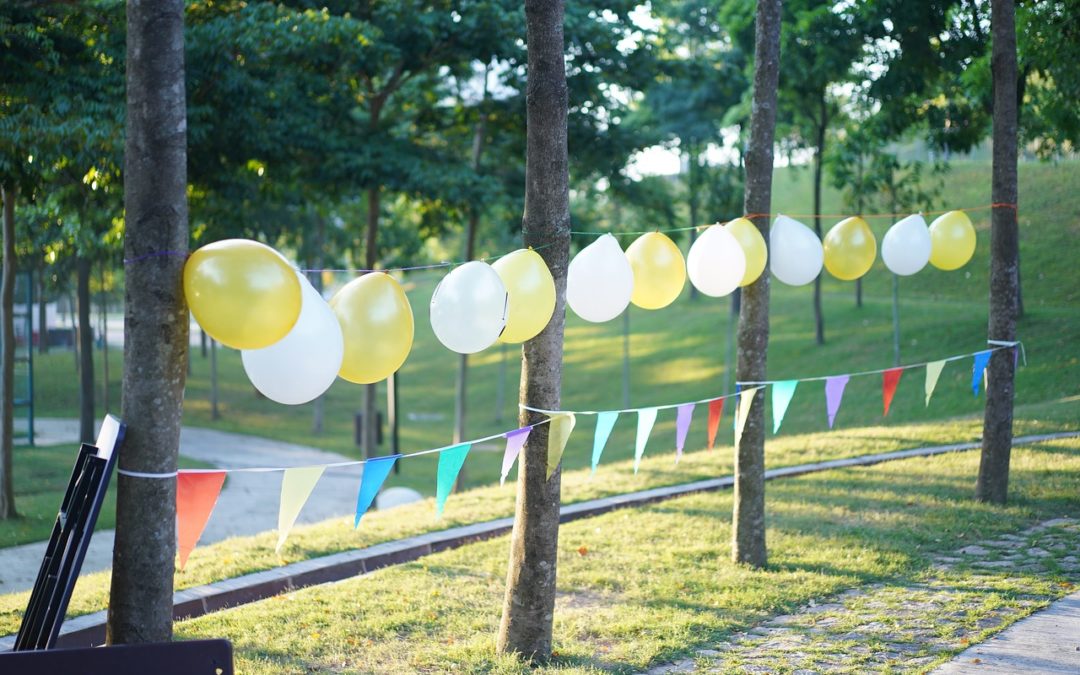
(546, 413, 576, 479)
(735, 387, 759, 448)
(925, 360, 946, 406)
(276, 465, 325, 553)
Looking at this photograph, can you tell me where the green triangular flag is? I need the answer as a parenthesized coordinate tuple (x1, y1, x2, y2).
(435, 443, 472, 519)
(547, 413, 576, 479)
(276, 465, 326, 553)
(925, 360, 946, 406)
(771, 380, 798, 434)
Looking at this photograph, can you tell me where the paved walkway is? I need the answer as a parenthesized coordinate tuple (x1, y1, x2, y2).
(0, 419, 362, 594)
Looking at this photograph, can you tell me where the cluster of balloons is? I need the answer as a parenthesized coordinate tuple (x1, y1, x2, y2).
(184, 240, 558, 405)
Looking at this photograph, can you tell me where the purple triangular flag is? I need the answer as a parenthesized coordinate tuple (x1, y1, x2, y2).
(675, 403, 695, 464)
(825, 375, 850, 429)
(500, 426, 532, 485)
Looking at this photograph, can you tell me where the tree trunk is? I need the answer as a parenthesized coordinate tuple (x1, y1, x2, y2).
(0, 184, 17, 519)
(107, 0, 189, 644)
(310, 220, 325, 435)
(976, 0, 1019, 505)
(37, 267, 48, 355)
(77, 257, 95, 444)
(361, 186, 380, 460)
(496, 0, 571, 660)
(621, 310, 631, 408)
(100, 263, 110, 413)
(687, 145, 700, 301)
(209, 337, 219, 420)
(494, 343, 507, 424)
(811, 100, 827, 345)
(732, 0, 781, 570)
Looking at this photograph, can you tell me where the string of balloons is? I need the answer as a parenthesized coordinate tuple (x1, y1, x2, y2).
(180, 207, 993, 404)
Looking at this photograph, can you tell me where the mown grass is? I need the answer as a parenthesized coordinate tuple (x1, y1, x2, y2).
(0, 400, 1075, 638)
(171, 436, 1080, 673)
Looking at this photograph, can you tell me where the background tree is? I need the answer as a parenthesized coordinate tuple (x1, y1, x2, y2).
(730, 0, 781, 569)
(497, 0, 571, 660)
(107, 0, 189, 644)
(975, 0, 1019, 505)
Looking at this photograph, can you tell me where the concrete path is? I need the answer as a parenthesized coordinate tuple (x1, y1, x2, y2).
(0, 419, 363, 594)
(933, 590, 1080, 674)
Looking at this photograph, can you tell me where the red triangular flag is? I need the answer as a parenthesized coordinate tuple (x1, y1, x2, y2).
(176, 471, 226, 570)
(882, 367, 904, 416)
(707, 398, 724, 449)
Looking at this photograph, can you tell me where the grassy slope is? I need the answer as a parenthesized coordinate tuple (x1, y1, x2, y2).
(28, 161, 1080, 500)
(174, 437, 1080, 673)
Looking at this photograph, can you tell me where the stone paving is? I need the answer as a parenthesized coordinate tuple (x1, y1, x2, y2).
(647, 518, 1080, 674)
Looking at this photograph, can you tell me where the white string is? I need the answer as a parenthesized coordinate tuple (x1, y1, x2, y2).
(117, 469, 178, 479)
(521, 388, 747, 417)
(988, 339, 1026, 366)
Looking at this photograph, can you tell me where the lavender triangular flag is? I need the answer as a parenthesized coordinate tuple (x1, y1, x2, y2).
(824, 375, 850, 429)
(633, 408, 658, 474)
(972, 350, 992, 396)
(591, 411, 619, 475)
(675, 404, 695, 463)
(500, 427, 532, 486)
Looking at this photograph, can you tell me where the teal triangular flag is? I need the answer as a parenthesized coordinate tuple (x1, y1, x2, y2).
(591, 411, 619, 475)
(435, 443, 471, 518)
(354, 454, 400, 527)
(771, 380, 798, 434)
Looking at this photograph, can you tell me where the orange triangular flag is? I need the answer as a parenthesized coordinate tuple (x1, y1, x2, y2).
(707, 399, 724, 449)
(882, 367, 903, 416)
(176, 471, 226, 570)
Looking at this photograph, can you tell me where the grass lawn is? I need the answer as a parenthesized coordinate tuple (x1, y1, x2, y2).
(0, 400, 1075, 638)
(172, 436, 1080, 673)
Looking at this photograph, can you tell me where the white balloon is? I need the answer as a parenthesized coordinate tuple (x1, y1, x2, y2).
(566, 233, 635, 322)
(241, 275, 344, 405)
(687, 225, 747, 298)
(770, 214, 824, 286)
(882, 213, 932, 276)
(430, 261, 507, 354)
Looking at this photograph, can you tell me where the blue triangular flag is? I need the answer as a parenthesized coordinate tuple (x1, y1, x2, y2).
(591, 411, 619, 475)
(771, 380, 798, 434)
(972, 350, 992, 396)
(354, 454, 400, 527)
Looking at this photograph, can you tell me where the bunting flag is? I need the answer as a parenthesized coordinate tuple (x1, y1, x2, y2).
(176, 471, 226, 570)
(354, 454, 400, 527)
(882, 368, 903, 416)
(591, 411, 619, 474)
(546, 413, 576, 479)
(706, 398, 724, 449)
(924, 360, 946, 407)
(277, 465, 326, 552)
(435, 443, 472, 518)
(500, 427, 532, 485)
(633, 407, 658, 474)
(824, 375, 850, 429)
(734, 387, 757, 446)
(771, 380, 798, 434)
(674, 403, 695, 463)
(972, 350, 992, 396)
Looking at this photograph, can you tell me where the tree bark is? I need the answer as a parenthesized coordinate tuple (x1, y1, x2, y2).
(0, 185, 17, 519)
(361, 186, 380, 459)
(100, 263, 110, 414)
(811, 98, 827, 345)
(310, 219, 325, 435)
(37, 267, 48, 355)
(687, 145, 700, 301)
(209, 337, 219, 420)
(497, 0, 571, 660)
(976, 0, 1019, 505)
(77, 257, 95, 444)
(732, 0, 781, 570)
(107, 0, 188, 644)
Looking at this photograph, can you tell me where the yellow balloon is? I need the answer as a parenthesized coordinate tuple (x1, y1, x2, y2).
(330, 273, 414, 384)
(823, 216, 877, 281)
(626, 232, 686, 310)
(725, 218, 768, 286)
(184, 239, 301, 350)
(492, 249, 556, 344)
(929, 210, 977, 270)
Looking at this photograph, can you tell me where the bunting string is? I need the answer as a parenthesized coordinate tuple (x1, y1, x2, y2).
(520, 388, 747, 417)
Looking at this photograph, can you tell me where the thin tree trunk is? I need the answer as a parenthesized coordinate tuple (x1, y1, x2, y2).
(0, 185, 17, 519)
(309, 219, 325, 435)
(976, 0, 1019, 505)
(199, 326, 207, 358)
(497, 0, 571, 660)
(891, 274, 901, 366)
(77, 256, 95, 444)
(37, 267, 48, 355)
(687, 146, 699, 301)
(362, 186, 380, 460)
(100, 263, 110, 413)
(495, 343, 506, 424)
(732, 0, 781, 570)
(107, 0, 189, 644)
(621, 310, 631, 409)
(209, 337, 219, 420)
(811, 102, 827, 345)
